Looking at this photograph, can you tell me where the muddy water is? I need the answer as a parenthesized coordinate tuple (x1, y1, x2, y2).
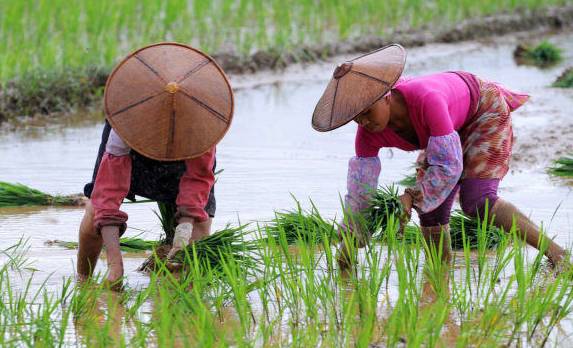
(0, 30, 573, 342)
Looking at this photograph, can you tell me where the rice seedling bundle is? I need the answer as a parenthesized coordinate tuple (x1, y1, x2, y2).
(553, 67, 573, 88)
(514, 40, 562, 66)
(0, 181, 82, 207)
(548, 154, 573, 178)
(142, 225, 261, 276)
(45, 236, 158, 253)
(266, 201, 337, 245)
(448, 210, 503, 249)
(365, 186, 502, 249)
(398, 172, 417, 187)
(363, 185, 404, 239)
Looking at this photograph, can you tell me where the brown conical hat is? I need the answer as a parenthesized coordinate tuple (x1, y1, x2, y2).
(104, 42, 234, 161)
(312, 44, 406, 132)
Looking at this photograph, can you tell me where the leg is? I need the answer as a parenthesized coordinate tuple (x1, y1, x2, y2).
(100, 225, 124, 290)
(77, 200, 103, 281)
(460, 178, 567, 266)
(491, 199, 566, 266)
(419, 185, 458, 264)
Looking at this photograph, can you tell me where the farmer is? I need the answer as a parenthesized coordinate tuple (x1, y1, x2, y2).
(312, 44, 567, 269)
(77, 43, 234, 289)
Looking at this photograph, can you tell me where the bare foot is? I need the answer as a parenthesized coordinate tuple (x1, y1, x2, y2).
(105, 264, 124, 292)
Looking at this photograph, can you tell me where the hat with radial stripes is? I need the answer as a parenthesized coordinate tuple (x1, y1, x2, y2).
(312, 44, 406, 132)
(104, 42, 234, 161)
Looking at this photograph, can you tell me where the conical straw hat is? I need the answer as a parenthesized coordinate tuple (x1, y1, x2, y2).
(312, 44, 406, 132)
(104, 42, 234, 161)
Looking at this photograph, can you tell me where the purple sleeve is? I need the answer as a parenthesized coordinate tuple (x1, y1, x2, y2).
(406, 131, 463, 214)
(422, 92, 454, 137)
(344, 156, 381, 214)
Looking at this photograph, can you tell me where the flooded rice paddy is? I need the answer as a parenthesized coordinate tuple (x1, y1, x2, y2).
(0, 30, 572, 346)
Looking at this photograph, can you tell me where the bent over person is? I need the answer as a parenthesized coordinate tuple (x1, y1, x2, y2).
(311, 44, 567, 269)
(77, 43, 234, 289)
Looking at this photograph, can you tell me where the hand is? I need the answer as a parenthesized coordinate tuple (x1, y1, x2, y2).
(399, 193, 413, 229)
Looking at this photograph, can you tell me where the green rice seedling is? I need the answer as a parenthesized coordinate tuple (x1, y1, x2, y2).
(45, 235, 158, 253)
(514, 40, 563, 66)
(398, 172, 417, 187)
(449, 209, 503, 249)
(548, 154, 573, 178)
(553, 67, 573, 88)
(363, 185, 404, 240)
(265, 199, 337, 245)
(154, 201, 177, 244)
(0, 181, 84, 207)
(151, 224, 261, 278)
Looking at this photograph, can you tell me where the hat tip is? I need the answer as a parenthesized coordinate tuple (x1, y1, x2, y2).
(333, 62, 353, 79)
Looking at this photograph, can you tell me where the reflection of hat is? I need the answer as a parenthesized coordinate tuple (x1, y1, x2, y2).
(312, 44, 406, 132)
(104, 42, 234, 161)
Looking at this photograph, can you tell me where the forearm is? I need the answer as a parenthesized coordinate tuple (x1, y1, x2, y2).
(91, 130, 132, 233)
(344, 156, 381, 214)
(176, 147, 216, 223)
(407, 132, 463, 214)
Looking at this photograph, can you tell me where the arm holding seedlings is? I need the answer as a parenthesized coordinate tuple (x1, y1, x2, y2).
(89, 129, 132, 289)
(168, 147, 216, 259)
(341, 126, 383, 245)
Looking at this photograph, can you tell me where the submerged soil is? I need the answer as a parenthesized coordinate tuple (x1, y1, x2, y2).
(1, 5, 572, 122)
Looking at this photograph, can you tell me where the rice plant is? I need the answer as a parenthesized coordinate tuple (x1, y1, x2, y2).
(514, 40, 563, 66)
(45, 236, 158, 253)
(553, 67, 573, 88)
(265, 199, 337, 245)
(141, 224, 261, 276)
(548, 154, 573, 178)
(0, 0, 565, 82)
(398, 172, 417, 187)
(0, 181, 84, 207)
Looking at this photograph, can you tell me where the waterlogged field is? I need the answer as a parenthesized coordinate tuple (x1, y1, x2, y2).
(0, 0, 569, 80)
(2, 222, 573, 346)
(0, 31, 573, 346)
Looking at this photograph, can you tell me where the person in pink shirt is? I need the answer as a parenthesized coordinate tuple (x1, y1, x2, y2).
(312, 44, 567, 269)
(76, 43, 234, 289)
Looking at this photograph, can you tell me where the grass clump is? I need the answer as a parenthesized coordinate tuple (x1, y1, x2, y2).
(514, 40, 562, 66)
(553, 67, 573, 88)
(398, 172, 417, 187)
(364, 186, 502, 249)
(142, 224, 260, 276)
(0, 181, 84, 207)
(46, 236, 158, 253)
(548, 154, 573, 178)
(363, 185, 405, 239)
(265, 200, 337, 245)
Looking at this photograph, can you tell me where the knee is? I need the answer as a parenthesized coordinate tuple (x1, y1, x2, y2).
(460, 191, 498, 218)
(79, 200, 96, 237)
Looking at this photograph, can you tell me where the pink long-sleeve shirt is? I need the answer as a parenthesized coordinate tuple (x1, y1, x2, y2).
(91, 130, 215, 232)
(356, 72, 473, 156)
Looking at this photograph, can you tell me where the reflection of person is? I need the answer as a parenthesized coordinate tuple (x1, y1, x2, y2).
(312, 44, 567, 269)
(76, 43, 234, 289)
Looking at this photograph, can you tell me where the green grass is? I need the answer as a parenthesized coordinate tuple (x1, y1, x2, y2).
(0, 181, 83, 207)
(46, 236, 158, 253)
(553, 67, 573, 88)
(514, 40, 563, 66)
(548, 154, 573, 178)
(265, 199, 337, 245)
(2, 216, 573, 346)
(0, 0, 567, 82)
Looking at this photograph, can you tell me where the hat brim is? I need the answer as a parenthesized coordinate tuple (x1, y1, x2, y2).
(312, 44, 406, 132)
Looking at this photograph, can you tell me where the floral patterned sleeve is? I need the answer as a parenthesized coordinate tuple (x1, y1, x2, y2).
(405, 131, 463, 214)
(344, 156, 381, 214)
